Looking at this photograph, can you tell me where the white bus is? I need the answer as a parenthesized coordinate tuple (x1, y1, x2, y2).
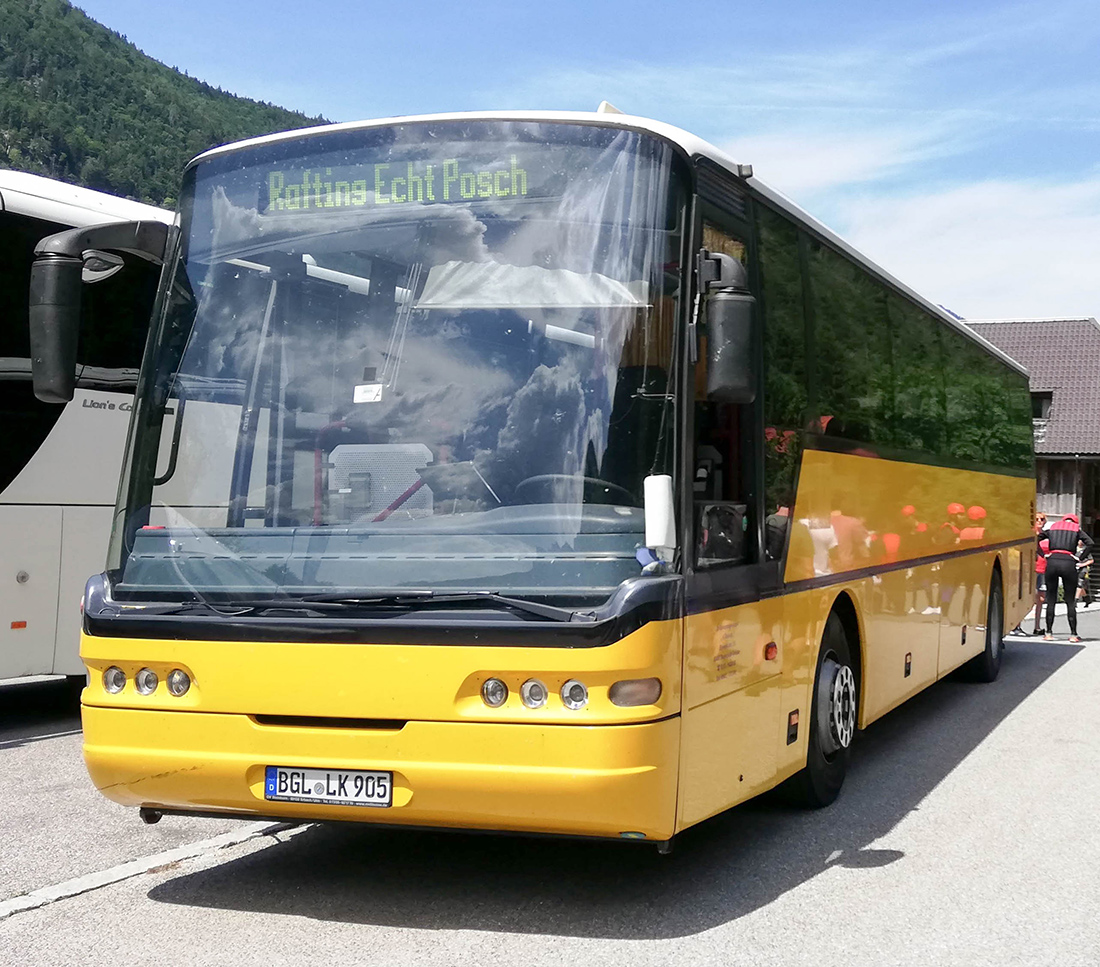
(0, 170, 172, 682)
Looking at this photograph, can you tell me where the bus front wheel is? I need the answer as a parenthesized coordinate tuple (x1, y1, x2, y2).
(789, 612, 858, 808)
(963, 570, 1004, 683)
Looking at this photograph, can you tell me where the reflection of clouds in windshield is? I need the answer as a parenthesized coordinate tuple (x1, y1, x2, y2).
(284, 319, 516, 458)
(485, 361, 608, 544)
(187, 263, 272, 381)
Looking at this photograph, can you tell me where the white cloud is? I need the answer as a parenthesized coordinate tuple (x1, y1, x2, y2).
(839, 177, 1100, 320)
(716, 121, 975, 195)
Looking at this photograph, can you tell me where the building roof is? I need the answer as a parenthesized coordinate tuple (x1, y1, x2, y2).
(966, 317, 1100, 455)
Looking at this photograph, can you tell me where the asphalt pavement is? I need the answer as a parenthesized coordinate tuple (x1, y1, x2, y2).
(2, 614, 1098, 966)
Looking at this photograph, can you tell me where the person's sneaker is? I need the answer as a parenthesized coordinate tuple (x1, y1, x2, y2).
(1043, 634, 1055, 641)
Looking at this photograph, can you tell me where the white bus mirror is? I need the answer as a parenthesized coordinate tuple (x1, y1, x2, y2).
(644, 473, 676, 562)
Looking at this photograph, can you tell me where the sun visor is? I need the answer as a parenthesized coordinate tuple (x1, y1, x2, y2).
(414, 260, 649, 310)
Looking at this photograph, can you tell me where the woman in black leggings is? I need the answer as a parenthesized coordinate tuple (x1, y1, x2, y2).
(1044, 513, 1094, 642)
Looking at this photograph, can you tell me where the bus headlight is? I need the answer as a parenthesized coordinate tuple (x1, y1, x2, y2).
(135, 667, 159, 695)
(166, 669, 191, 697)
(560, 679, 588, 710)
(481, 678, 508, 708)
(520, 679, 548, 709)
(609, 678, 662, 707)
(102, 666, 126, 694)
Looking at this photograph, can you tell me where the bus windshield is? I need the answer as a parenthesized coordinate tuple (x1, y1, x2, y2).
(110, 121, 686, 605)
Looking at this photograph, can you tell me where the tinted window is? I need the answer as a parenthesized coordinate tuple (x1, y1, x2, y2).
(807, 239, 892, 444)
(944, 325, 1033, 469)
(757, 206, 806, 557)
(887, 293, 945, 454)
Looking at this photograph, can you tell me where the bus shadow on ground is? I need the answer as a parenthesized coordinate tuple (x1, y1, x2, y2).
(0, 678, 83, 751)
(148, 640, 1078, 939)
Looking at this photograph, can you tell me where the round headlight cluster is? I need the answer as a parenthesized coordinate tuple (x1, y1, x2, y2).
(166, 669, 192, 696)
(560, 679, 588, 710)
(134, 667, 159, 695)
(480, 676, 592, 711)
(520, 679, 548, 709)
(100, 666, 193, 697)
(481, 678, 508, 707)
(102, 666, 126, 694)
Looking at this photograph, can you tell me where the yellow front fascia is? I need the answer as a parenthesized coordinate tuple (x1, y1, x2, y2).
(80, 618, 683, 840)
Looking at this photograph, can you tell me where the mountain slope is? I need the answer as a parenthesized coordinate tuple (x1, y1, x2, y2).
(0, 0, 328, 206)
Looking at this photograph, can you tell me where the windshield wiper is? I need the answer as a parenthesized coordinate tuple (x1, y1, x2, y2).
(114, 591, 591, 623)
(301, 589, 590, 622)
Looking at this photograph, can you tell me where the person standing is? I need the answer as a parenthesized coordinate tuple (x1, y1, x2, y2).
(1076, 539, 1094, 608)
(1044, 513, 1094, 643)
(1031, 512, 1047, 636)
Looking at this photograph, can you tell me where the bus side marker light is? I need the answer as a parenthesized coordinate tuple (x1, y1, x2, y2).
(10, 620, 26, 630)
(609, 678, 662, 707)
(764, 641, 778, 661)
(481, 678, 508, 708)
(787, 710, 799, 745)
(103, 666, 126, 694)
(135, 668, 159, 695)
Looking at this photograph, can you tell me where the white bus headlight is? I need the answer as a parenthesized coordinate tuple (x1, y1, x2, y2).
(134, 667, 159, 695)
(102, 666, 126, 694)
(481, 678, 508, 708)
(560, 679, 588, 709)
(520, 679, 548, 709)
(166, 669, 191, 697)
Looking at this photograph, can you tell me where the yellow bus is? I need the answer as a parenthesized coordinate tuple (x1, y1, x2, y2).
(29, 109, 1035, 849)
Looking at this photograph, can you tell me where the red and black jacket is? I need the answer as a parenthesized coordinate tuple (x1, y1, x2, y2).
(1044, 515, 1094, 559)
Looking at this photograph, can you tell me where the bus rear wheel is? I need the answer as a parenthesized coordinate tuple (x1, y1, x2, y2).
(789, 612, 858, 808)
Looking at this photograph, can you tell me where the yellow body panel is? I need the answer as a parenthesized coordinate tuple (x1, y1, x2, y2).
(81, 449, 1034, 840)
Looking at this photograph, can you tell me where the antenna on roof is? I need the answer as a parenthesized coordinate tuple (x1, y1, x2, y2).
(596, 101, 624, 114)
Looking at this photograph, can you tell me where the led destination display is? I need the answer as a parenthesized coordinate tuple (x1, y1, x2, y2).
(264, 155, 531, 213)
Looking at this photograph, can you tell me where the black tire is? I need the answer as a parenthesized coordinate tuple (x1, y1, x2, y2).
(964, 571, 1004, 683)
(787, 611, 859, 808)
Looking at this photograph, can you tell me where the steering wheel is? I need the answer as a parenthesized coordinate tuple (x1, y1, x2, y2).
(513, 474, 637, 506)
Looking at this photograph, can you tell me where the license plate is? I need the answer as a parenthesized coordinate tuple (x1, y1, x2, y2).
(264, 766, 392, 808)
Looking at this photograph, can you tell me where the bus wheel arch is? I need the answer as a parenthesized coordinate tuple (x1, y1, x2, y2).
(829, 592, 863, 713)
(787, 595, 861, 808)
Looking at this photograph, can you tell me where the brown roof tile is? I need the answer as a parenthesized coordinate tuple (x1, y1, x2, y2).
(966, 318, 1100, 455)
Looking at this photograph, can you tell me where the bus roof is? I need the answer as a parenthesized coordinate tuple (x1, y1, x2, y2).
(191, 109, 1027, 379)
(0, 169, 172, 228)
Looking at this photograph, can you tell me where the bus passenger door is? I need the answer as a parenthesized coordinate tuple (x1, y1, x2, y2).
(677, 213, 782, 830)
(0, 505, 62, 679)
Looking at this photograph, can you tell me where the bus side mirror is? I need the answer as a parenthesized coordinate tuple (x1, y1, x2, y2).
(27, 219, 172, 405)
(29, 256, 83, 403)
(699, 250, 757, 404)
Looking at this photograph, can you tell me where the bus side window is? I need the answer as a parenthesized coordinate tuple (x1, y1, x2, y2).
(694, 222, 752, 569)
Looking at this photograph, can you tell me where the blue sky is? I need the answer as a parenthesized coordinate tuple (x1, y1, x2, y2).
(75, 0, 1100, 320)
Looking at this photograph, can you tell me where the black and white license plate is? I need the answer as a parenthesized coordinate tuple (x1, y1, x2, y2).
(264, 766, 392, 807)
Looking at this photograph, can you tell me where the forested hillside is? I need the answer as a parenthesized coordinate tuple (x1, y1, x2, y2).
(0, 0, 328, 206)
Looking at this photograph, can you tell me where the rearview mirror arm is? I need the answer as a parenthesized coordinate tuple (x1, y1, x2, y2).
(34, 219, 174, 265)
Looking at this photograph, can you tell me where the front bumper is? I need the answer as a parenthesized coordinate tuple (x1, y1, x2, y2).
(82, 705, 681, 841)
